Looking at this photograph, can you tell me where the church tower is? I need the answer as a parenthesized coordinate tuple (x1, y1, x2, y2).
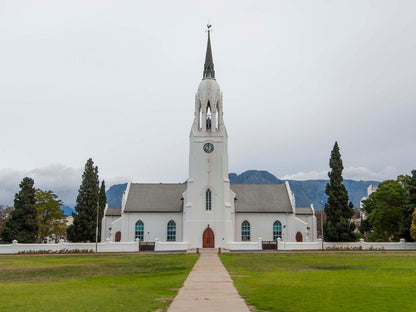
(183, 28, 234, 248)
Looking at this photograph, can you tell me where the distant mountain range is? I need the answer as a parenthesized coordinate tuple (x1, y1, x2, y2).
(61, 205, 75, 216)
(102, 170, 379, 211)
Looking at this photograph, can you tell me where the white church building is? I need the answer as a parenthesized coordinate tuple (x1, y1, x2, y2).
(101, 29, 317, 250)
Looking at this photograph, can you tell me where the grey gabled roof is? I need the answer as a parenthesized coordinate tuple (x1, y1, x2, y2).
(295, 207, 314, 215)
(231, 184, 293, 213)
(124, 183, 186, 212)
(105, 208, 121, 217)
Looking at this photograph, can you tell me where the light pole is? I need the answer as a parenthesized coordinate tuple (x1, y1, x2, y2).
(321, 201, 324, 251)
(283, 225, 287, 251)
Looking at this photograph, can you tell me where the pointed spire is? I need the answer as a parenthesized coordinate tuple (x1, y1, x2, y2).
(203, 26, 215, 79)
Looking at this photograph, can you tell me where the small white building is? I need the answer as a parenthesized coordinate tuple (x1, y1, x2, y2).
(360, 184, 378, 220)
(101, 29, 317, 249)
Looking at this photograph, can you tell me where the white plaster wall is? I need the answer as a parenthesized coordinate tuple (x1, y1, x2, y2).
(295, 215, 317, 241)
(101, 216, 121, 242)
(235, 213, 297, 242)
(121, 212, 183, 242)
(296, 215, 318, 242)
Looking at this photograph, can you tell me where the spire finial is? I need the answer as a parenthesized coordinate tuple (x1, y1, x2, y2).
(203, 24, 215, 79)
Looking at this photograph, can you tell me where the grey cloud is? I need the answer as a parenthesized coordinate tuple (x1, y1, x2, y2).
(0, 165, 131, 207)
(0, 165, 82, 206)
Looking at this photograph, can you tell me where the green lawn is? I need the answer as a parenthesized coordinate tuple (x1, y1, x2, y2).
(0, 253, 198, 312)
(220, 252, 416, 312)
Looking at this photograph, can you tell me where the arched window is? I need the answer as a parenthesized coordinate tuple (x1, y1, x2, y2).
(198, 102, 202, 130)
(206, 102, 212, 130)
(241, 220, 250, 241)
(206, 189, 212, 211)
(215, 102, 219, 130)
(273, 220, 282, 240)
(167, 220, 176, 241)
(135, 220, 144, 241)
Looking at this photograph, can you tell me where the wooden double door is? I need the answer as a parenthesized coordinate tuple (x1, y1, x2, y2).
(202, 227, 215, 248)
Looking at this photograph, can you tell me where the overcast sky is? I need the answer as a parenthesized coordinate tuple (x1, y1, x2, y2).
(1, 1, 415, 207)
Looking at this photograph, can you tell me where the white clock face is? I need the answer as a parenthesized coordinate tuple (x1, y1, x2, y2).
(203, 143, 214, 153)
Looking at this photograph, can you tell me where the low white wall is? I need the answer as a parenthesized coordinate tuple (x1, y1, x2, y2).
(324, 239, 416, 250)
(0, 239, 139, 254)
(276, 238, 416, 251)
(154, 239, 189, 251)
(228, 238, 262, 251)
(277, 239, 322, 251)
(2, 238, 416, 254)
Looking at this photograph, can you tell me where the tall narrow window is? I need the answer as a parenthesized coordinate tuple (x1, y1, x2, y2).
(167, 220, 176, 241)
(198, 103, 202, 130)
(206, 189, 212, 211)
(242, 220, 250, 241)
(135, 220, 144, 241)
(215, 102, 219, 130)
(206, 102, 212, 130)
(273, 220, 282, 240)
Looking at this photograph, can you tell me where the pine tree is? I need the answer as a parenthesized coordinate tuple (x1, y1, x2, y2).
(1, 177, 38, 243)
(323, 142, 355, 241)
(67, 159, 99, 242)
(97, 180, 107, 242)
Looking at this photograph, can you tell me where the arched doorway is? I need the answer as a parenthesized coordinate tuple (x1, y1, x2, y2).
(202, 227, 215, 248)
(296, 231, 303, 242)
(115, 231, 121, 242)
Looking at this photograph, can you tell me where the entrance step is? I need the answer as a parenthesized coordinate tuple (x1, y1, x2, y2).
(199, 248, 218, 253)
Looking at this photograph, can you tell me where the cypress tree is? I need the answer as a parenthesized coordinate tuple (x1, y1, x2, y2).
(67, 158, 99, 242)
(404, 170, 416, 240)
(1, 177, 38, 243)
(323, 142, 355, 241)
(97, 180, 107, 242)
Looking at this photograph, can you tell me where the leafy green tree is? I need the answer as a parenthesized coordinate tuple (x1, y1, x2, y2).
(362, 180, 408, 241)
(411, 208, 416, 240)
(0, 205, 14, 238)
(97, 180, 107, 242)
(67, 158, 99, 242)
(35, 190, 66, 242)
(1, 177, 38, 243)
(323, 142, 355, 241)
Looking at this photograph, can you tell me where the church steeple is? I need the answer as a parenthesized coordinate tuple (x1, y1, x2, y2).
(203, 26, 215, 79)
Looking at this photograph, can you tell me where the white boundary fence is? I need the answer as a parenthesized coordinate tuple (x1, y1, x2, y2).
(0, 239, 140, 254)
(1, 238, 416, 254)
(154, 239, 189, 251)
(227, 238, 262, 251)
(277, 238, 416, 251)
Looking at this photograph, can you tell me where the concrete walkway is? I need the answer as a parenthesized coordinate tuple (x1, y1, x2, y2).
(168, 249, 250, 312)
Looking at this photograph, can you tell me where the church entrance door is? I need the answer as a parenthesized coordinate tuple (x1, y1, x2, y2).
(296, 231, 303, 242)
(202, 227, 215, 248)
(115, 231, 121, 242)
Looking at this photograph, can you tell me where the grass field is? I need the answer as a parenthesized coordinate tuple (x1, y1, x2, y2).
(0, 253, 198, 312)
(220, 252, 416, 312)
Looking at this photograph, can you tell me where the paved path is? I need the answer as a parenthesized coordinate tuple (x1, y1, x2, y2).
(168, 249, 250, 312)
